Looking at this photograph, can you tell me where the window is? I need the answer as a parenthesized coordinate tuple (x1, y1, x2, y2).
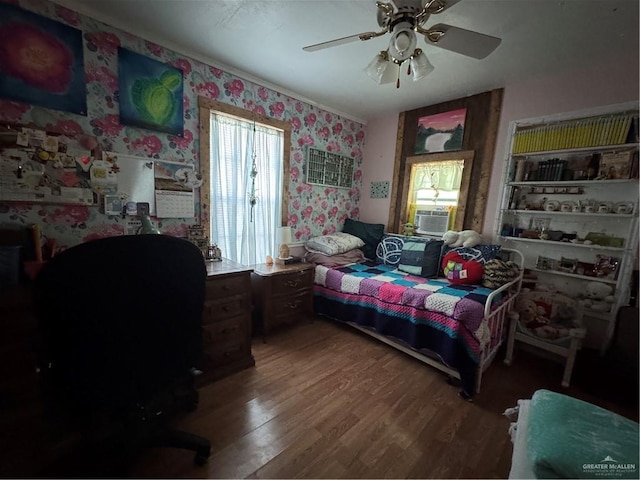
(198, 97, 291, 265)
(410, 160, 464, 208)
(401, 151, 474, 233)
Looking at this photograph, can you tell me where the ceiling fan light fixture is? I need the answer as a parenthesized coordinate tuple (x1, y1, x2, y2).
(388, 23, 417, 62)
(365, 51, 390, 84)
(410, 48, 434, 81)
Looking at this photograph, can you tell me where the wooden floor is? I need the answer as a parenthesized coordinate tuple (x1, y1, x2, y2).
(123, 317, 638, 479)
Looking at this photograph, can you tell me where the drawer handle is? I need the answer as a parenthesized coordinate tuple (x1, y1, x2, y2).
(284, 280, 299, 288)
(286, 301, 299, 309)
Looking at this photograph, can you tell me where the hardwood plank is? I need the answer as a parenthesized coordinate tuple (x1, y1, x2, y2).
(10, 316, 636, 479)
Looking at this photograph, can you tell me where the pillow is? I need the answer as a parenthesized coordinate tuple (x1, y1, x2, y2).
(376, 234, 405, 266)
(440, 244, 501, 272)
(482, 259, 521, 289)
(397, 239, 444, 278)
(342, 218, 385, 260)
(303, 248, 365, 267)
(442, 252, 483, 285)
(305, 232, 365, 256)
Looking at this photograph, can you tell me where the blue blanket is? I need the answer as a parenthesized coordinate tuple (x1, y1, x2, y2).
(527, 389, 639, 479)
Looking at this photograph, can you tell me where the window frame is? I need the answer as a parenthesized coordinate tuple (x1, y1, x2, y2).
(402, 151, 474, 232)
(198, 96, 291, 240)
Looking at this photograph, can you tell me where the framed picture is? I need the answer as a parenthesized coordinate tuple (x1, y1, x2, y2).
(414, 108, 467, 154)
(558, 257, 578, 273)
(536, 256, 557, 270)
(0, 4, 86, 115)
(118, 48, 184, 136)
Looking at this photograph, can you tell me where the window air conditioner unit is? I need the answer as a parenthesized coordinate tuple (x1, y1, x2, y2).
(414, 210, 450, 236)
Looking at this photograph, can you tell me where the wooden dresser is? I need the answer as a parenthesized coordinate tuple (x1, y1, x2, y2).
(250, 262, 314, 340)
(199, 258, 255, 385)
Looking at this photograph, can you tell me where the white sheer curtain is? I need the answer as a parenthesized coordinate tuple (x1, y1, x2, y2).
(209, 112, 284, 265)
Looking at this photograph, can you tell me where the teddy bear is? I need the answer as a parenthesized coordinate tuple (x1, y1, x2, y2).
(517, 298, 549, 331)
(442, 230, 482, 248)
(581, 281, 615, 313)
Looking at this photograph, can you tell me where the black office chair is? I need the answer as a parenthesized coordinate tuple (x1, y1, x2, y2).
(33, 234, 211, 475)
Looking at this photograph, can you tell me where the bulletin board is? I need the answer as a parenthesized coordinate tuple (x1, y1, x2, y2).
(0, 123, 99, 205)
(0, 122, 199, 218)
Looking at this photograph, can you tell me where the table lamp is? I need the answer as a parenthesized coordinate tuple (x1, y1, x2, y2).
(276, 226, 292, 259)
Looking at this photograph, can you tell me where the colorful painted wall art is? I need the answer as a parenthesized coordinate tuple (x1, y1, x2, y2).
(118, 47, 184, 136)
(0, 3, 86, 115)
(415, 108, 467, 154)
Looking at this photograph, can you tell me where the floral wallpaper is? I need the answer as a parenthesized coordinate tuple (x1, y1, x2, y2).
(0, 0, 366, 251)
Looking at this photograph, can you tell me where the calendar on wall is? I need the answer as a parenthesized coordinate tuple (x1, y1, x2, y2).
(305, 146, 354, 189)
(153, 160, 199, 218)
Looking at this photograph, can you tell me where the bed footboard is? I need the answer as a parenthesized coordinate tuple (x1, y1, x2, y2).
(476, 248, 524, 392)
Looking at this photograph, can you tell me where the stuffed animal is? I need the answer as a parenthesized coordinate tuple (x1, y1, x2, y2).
(581, 281, 615, 313)
(517, 298, 549, 331)
(442, 230, 482, 248)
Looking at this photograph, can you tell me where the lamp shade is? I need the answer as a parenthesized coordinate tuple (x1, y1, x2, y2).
(410, 49, 434, 81)
(276, 226, 293, 259)
(276, 226, 292, 246)
(365, 52, 389, 84)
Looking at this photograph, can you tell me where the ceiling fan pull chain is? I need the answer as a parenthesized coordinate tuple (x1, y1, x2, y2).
(396, 67, 400, 89)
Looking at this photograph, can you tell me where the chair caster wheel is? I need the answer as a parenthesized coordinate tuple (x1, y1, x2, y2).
(194, 453, 208, 466)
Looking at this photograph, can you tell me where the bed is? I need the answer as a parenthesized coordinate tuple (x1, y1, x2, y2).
(505, 389, 639, 479)
(308, 231, 524, 399)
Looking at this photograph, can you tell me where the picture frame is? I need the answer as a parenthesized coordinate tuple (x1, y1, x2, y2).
(0, 4, 87, 115)
(536, 256, 557, 270)
(558, 257, 578, 273)
(414, 108, 467, 154)
(118, 47, 184, 136)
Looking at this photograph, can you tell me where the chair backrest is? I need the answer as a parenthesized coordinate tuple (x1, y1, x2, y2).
(34, 235, 206, 412)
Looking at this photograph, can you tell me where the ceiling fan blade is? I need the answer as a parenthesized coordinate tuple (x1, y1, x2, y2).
(425, 23, 501, 59)
(425, 0, 463, 14)
(303, 32, 376, 52)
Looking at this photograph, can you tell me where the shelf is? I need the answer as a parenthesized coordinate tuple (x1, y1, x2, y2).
(500, 236, 626, 252)
(527, 267, 618, 285)
(502, 209, 635, 219)
(511, 143, 637, 158)
(508, 179, 637, 187)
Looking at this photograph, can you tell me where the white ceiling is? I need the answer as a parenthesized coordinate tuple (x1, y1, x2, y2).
(54, 0, 639, 123)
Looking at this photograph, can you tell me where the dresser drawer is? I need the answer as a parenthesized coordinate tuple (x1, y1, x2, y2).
(269, 291, 312, 325)
(205, 272, 249, 298)
(202, 315, 247, 348)
(201, 342, 250, 369)
(202, 294, 250, 325)
(270, 269, 313, 295)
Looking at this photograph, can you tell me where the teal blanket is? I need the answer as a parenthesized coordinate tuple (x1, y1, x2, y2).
(527, 389, 639, 479)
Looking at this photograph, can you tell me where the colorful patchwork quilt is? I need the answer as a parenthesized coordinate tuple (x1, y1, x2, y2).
(313, 261, 505, 394)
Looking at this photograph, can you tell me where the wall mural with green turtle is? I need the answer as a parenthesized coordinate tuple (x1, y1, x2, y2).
(118, 47, 183, 136)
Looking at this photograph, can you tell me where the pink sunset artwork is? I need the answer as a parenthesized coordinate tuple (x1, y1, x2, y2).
(418, 108, 467, 131)
(415, 108, 467, 154)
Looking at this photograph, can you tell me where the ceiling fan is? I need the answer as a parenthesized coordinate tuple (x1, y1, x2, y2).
(302, 0, 502, 87)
